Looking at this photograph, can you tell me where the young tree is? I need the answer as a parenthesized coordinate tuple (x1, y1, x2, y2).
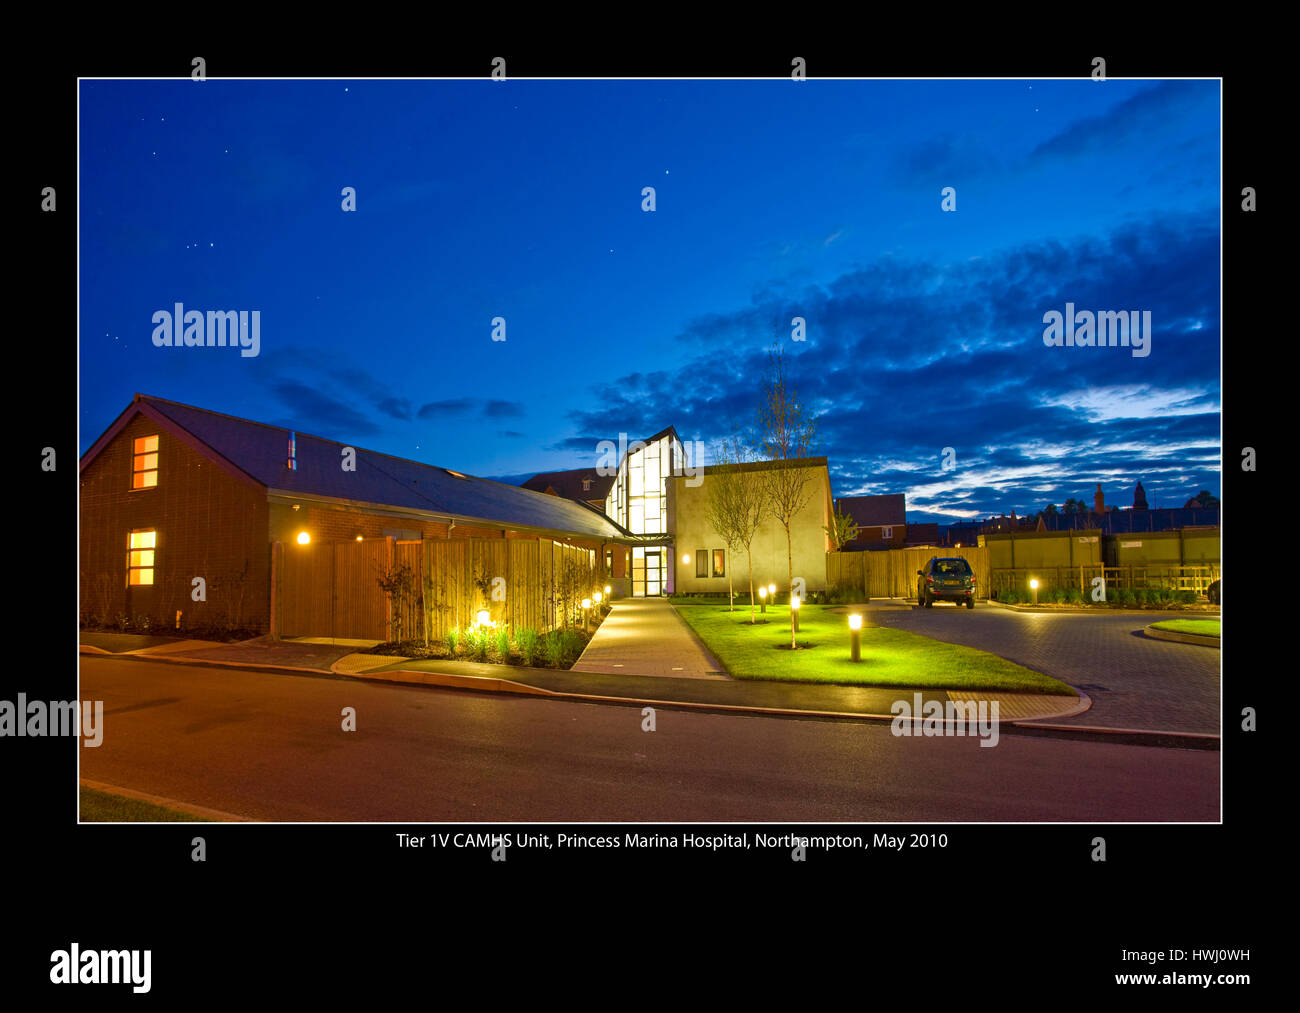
(703, 432, 769, 621)
(823, 503, 860, 550)
(757, 345, 818, 647)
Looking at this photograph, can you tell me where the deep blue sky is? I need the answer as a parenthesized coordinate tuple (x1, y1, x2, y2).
(79, 78, 1220, 521)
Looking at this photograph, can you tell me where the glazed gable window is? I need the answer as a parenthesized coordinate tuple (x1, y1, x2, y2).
(132, 435, 159, 489)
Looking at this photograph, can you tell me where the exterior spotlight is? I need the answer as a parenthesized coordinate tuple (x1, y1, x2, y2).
(476, 609, 491, 627)
(758, 586, 767, 613)
(848, 613, 863, 662)
(296, 531, 310, 545)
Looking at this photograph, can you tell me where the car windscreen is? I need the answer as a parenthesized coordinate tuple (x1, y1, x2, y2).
(935, 559, 971, 576)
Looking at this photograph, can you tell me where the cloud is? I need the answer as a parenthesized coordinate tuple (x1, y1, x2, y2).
(270, 381, 381, 436)
(482, 399, 524, 418)
(417, 399, 473, 418)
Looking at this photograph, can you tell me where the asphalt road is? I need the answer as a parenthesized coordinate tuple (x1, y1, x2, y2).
(870, 603, 1221, 733)
(79, 657, 1218, 822)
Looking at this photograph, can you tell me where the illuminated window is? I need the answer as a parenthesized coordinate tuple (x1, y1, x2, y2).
(127, 529, 156, 585)
(712, 549, 726, 578)
(132, 435, 159, 489)
(695, 551, 707, 578)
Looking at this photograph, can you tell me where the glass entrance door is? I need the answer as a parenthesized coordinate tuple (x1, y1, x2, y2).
(644, 550, 662, 596)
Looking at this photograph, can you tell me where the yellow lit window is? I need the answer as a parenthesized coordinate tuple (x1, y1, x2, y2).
(132, 435, 159, 489)
(127, 530, 156, 585)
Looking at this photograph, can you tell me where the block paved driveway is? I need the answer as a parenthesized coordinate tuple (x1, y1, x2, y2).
(867, 602, 1221, 733)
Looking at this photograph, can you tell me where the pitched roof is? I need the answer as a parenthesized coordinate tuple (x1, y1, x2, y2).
(837, 493, 906, 527)
(521, 468, 614, 502)
(83, 395, 632, 541)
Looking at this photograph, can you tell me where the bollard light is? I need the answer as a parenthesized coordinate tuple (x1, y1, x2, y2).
(175, 609, 183, 630)
(848, 613, 863, 662)
(768, 583, 776, 596)
(581, 597, 592, 634)
(791, 594, 800, 633)
(758, 586, 767, 613)
(476, 609, 491, 628)
(1029, 578, 1039, 606)
(593, 591, 603, 604)
(604, 585, 611, 596)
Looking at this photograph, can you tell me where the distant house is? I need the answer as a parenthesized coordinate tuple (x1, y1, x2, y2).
(837, 494, 906, 550)
(521, 468, 614, 512)
(904, 522, 940, 546)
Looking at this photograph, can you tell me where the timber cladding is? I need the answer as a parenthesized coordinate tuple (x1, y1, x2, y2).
(79, 414, 269, 631)
(275, 536, 597, 642)
(827, 546, 991, 600)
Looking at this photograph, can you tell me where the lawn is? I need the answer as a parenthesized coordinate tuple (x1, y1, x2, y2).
(80, 786, 210, 822)
(1150, 619, 1220, 638)
(675, 603, 1075, 695)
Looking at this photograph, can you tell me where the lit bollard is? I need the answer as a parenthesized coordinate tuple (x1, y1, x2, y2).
(1029, 579, 1039, 606)
(758, 586, 767, 613)
(848, 613, 862, 662)
(791, 594, 800, 633)
(581, 598, 592, 634)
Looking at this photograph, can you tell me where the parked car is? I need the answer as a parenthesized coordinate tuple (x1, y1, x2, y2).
(917, 557, 976, 608)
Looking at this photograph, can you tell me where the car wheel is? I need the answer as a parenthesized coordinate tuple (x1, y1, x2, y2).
(966, 598, 974, 609)
(923, 591, 933, 608)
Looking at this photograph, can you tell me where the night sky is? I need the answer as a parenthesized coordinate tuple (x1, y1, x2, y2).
(79, 78, 1220, 522)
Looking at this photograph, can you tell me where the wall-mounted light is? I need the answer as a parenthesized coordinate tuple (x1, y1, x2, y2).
(296, 531, 310, 545)
(682, 553, 690, 565)
(355, 534, 364, 542)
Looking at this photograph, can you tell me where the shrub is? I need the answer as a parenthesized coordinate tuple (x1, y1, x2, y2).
(517, 628, 540, 667)
(1176, 589, 1197, 605)
(445, 628, 460, 656)
(469, 628, 489, 662)
(558, 630, 586, 667)
(1132, 589, 1148, 607)
(133, 614, 154, 634)
(495, 628, 510, 662)
(1053, 588, 1069, 604)
(1067, 587, 1084, 604)
(1002, 590, 1020, 604)
(1114, 589, 1135, 607)
(541, 630, 563, 668)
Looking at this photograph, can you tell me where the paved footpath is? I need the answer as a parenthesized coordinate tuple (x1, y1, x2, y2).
(572, 599, 727, 680)
(867, 602, 1220, 734)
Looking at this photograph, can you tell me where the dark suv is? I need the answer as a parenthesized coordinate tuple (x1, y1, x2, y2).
(917, 557, 976, 608)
